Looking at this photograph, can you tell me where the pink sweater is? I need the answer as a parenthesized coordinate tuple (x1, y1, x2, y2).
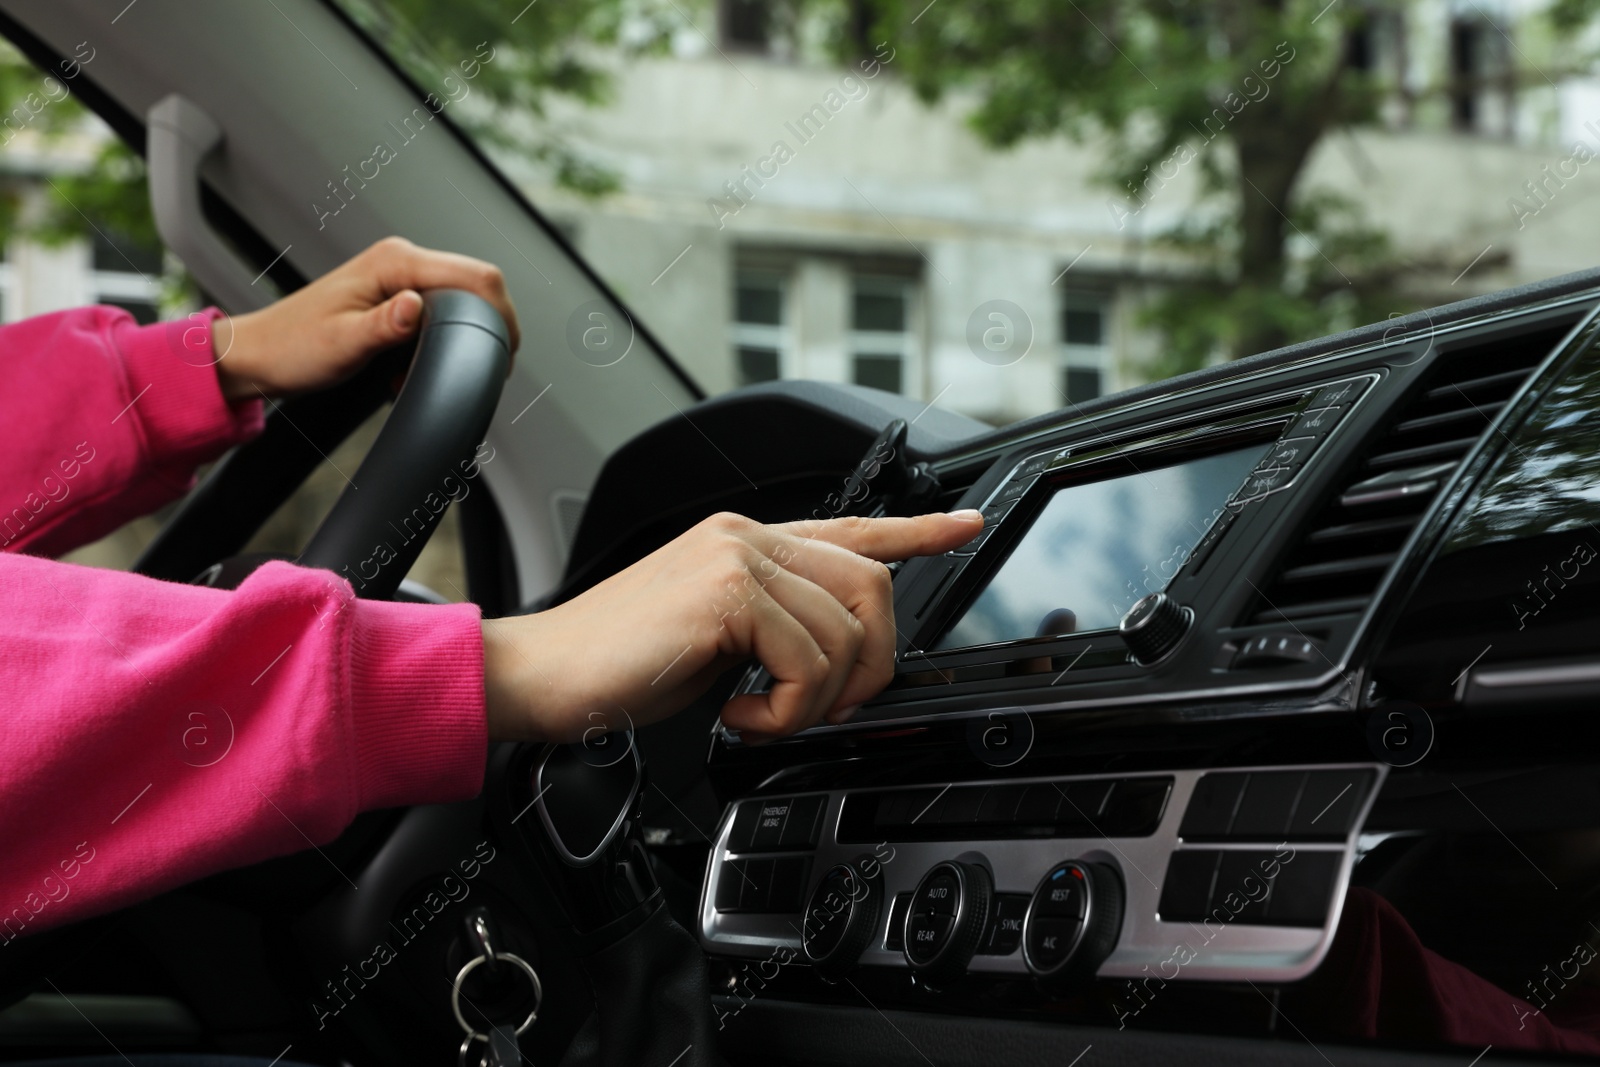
(0, 307, 487, 945)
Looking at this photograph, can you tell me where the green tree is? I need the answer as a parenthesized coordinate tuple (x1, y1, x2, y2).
(830, 0, 1533, 372)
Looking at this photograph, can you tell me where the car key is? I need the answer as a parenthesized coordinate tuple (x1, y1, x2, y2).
(485, 1021, 521, 1066)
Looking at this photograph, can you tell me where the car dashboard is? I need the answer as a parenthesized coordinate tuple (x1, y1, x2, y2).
(551, 278, 1600, 1059)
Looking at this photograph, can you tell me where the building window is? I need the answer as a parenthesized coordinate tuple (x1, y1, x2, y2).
(1449, 16, 1511, 135)
(91, 230, 164, 325)
(720, 0, 771, 51)
(850, 275, 913, 394)
(733, 271, 786, 385)
(1060, 289, 1110, 407)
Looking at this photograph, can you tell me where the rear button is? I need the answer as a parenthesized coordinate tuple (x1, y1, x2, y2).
(906, 913, 953, 963)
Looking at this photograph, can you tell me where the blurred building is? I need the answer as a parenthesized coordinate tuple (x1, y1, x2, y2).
(521, 0, 1600, 426)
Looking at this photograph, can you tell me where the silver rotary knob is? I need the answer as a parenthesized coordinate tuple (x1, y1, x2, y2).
(1119, 593, 1192, 666)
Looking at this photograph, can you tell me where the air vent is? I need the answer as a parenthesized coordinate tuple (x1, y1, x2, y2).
(1246, 322, 1574, 625)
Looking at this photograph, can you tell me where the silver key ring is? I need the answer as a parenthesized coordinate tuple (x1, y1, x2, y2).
(450, 952, 542, 1041)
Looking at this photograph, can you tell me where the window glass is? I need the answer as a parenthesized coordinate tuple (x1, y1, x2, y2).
(0, 39, 466, 595)
(733, 270, 787, 384)
(326, 0, 1594, 432)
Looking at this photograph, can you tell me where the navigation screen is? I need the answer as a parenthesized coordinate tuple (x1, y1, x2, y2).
(935, 444, 1271, 650)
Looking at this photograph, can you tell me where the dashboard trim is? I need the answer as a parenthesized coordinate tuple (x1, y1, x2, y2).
(699, 762, 1388, 984)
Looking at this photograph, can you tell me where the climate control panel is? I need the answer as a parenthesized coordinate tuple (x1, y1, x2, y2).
(699, 764, 1384, 984)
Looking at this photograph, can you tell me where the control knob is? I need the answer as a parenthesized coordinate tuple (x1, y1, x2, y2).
(1119, 593, 1193, 666)
(802, 857, 882, 978)
(1022, 861, 1123, 981)
(903, 860, 992, 986)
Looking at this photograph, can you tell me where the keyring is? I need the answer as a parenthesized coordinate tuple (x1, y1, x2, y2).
(450, 952, 542, 1041)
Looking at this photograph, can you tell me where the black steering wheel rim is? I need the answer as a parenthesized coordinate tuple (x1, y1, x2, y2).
(142, 288, 510, 599)
(295, 289, 510, 600)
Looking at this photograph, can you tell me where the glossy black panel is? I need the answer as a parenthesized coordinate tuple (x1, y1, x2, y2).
(1374, 335, 1600, 703)
(1443, 339, 1600, 550)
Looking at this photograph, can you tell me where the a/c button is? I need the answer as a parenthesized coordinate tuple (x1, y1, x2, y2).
(1026, 918, 1082, 970)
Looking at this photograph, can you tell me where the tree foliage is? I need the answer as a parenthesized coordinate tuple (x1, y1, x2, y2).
(332, 0, 668, 196)
(824, 0, 1537, 369)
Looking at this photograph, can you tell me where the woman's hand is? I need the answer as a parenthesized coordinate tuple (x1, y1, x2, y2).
(481, 510, 983, 744)
(211, 237, 519, 402)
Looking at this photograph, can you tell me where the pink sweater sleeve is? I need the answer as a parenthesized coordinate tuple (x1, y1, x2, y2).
(0, 306, 266, 556)
(0, 308, 489, 942)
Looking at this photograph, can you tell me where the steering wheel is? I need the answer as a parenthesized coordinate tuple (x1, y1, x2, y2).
(188, 288, 510, 597)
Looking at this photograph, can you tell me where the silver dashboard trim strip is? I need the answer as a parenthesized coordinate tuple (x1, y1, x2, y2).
(698, 762, 1388, 984)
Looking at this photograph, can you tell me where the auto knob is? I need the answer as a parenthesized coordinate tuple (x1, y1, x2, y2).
(1022, 861, 1124, 982)
(902, 860, 992, 987)
(801, 858, 883, 978)
(1119, 592, 1193, 666)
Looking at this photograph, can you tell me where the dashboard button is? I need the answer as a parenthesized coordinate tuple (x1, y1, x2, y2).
(715, 860, 746, 912)
(883, 891, 913, 951)
(1263, 851, 1341, 926)
(1025, 919, 1080, 970)
(750, 798, 792, 849)
(1288, 404, 1347, 441)
(1014, 783, 1064, 824)
(900, 787, 945, 829)
(1289, 770, 1374, 839)
(916, 872, 959, 916)
(939, 786, 988, 824)
(728, 800, 761, 852)
(975, 784, 1026, 824)
(1215, 851, 1274, 924)
(1180, 773, 1247, 840)
(1034, 868, 1088, 920)
(739, 858, 775, 912)
(1230, 464, 1294, 504)
(1232, 633, 1321, 669)
(906, 560, 958, 620)
(1053, 780, 1112, 833)
(1015, 453, 1054, 479)
(948, 526, 993, 556)
(992, 475, 1036, 505)
(779, 795, 826, 848)
(1231, 772, 1306, 839)
(981, 498, 1016, 525)
(906, 913, 953, 962)
(1183, 508, 1237, 575)
(1257, 435, 1315, 473)
(979, 894, 1029, 955)
(1310, 379, 1368, 408)
(1157, 850, 1219, 922)
(1099, 778, 1171, 836)
(769, 856, 812, 913)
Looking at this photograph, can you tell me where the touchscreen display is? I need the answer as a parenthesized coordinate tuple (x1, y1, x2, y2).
(934, 444, 1271, 650)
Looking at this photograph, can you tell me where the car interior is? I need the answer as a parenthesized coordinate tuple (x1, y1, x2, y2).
(4, 2, 1600, 1066)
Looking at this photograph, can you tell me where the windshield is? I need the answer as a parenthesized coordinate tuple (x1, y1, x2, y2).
(328, 0, 1587, 428)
